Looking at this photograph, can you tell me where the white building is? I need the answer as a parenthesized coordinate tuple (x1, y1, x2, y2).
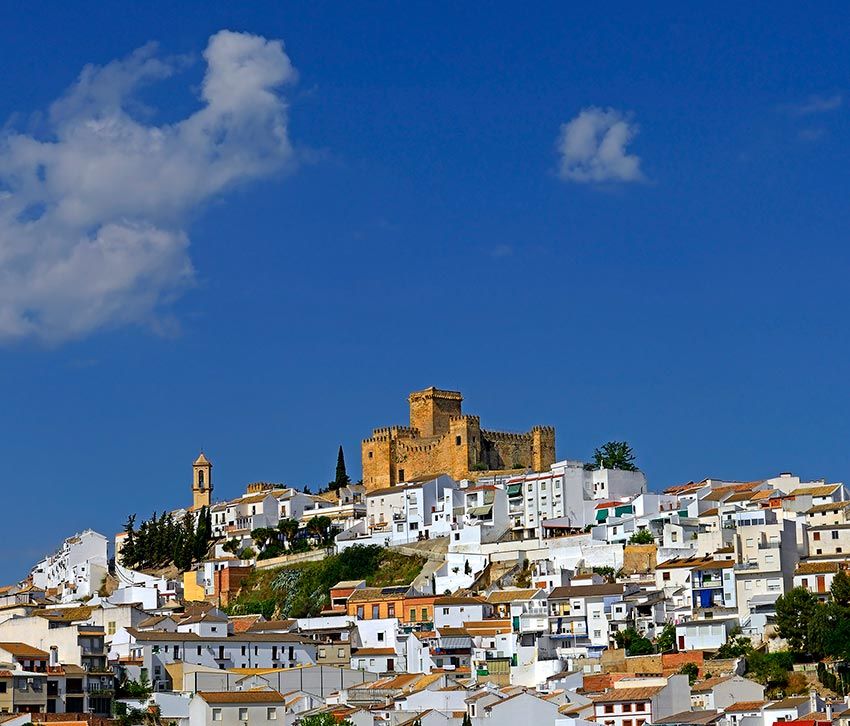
(189, 690, 286, 726)
(30, 530, 109, 603)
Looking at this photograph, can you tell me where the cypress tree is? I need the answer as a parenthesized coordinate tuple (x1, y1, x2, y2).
(333, 445, 351, 491)
(121, 515, 137, 568)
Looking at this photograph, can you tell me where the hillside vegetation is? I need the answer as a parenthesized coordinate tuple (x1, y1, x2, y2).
(226, 545, 426, 619)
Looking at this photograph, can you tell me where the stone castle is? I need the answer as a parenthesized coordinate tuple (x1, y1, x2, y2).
(361, 387, 556, 489)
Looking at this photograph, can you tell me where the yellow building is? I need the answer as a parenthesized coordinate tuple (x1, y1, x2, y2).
(361, 387, 555, 490)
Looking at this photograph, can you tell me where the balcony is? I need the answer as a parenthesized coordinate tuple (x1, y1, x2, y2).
(518, 614, 548, 632)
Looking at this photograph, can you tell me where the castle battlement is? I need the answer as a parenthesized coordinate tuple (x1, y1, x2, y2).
(480, 429, 533, 441)
(361, 387, 556, 490)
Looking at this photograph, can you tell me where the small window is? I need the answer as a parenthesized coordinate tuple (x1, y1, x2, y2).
(814, 532, 821, 541)
(833, 531, 840, 540)
(212, 709, 222, 721)
(338, 648, 345, 658)
(455, 436, 462, 446)
(368, 451, 373, 459)
(604, 705, 615, 714)
(398, 469, 405, 482)
(239, 708, 248, 721)
(267, 708, 277, 720)
(377, 632, 385, 642)
(410, 609, 416, 621)
(662, 572, 670, 581)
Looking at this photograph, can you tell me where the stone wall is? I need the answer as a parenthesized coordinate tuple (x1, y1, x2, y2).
(361, 388, 556, 490)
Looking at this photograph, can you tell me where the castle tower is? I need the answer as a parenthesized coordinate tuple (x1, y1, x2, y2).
(408, 387, 463, 438)
(192, 452, 212, 511)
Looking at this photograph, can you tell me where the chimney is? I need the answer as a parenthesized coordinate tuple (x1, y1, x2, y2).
(826, 702, 833, 721)
(810, 690, 818, 714)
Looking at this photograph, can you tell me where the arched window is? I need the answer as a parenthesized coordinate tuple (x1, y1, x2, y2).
(198, 469, 205, 487)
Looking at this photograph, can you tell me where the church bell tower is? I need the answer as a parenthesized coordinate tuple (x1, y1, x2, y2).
(192, 452, 212, 511)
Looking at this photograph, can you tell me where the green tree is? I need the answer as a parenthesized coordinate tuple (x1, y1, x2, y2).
(461, 714, 472, 726)
(715, 626, 751, 659)
(614, 627, 654, 656)
(593, 441, 638, 471)
(832, 570, 850, 607)
(194, 506, 212, 562)
(629, 529, 654, 545)
(277, 518, 301, 548)
(306, 515, 333, 545)
(656, 622, 676, 652)
(121, 515, 137, 568)
(679, 662, 699, 685)
(297, 713, 352, 726)
(330, 445, 351, 491)
(775, 587, 818, 654)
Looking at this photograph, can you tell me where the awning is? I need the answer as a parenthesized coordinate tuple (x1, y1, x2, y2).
(506, 483, 522, 496)
(468, 504, 494, 517)
(595, 509, 609, 522)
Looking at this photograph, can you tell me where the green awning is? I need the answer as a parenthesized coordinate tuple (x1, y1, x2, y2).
(595, 509, 608, 522)
(614, 505, 634, 517)
(469, 504, 494, 517)
(506, 483, 522, 496)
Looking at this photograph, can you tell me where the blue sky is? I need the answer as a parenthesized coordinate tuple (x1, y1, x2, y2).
(2, 3, 850, 581)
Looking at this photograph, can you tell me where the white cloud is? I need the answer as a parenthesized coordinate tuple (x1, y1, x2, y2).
(0, 30, 297, 343)
(782, 93, 843, 117)
(556, 107, 644, 184)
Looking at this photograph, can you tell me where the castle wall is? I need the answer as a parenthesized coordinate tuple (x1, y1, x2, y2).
(361, 388, 556, 490)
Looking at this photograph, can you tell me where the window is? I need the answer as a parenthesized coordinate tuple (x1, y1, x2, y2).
(833, 531, 840, 540)
(338, 648, 345, 658)
(372, 605, 380, 619)
(814, 532, 821, 541)
(594, 630, 601, 637)
(623, 704, 633, 712)
(422, 608, 428, 620)
(357, 606, 364, 619)
(662, 572, 670, 581)
(368, 451, 373, 459)
(604, 705, 615, 714)
(239, 708, 248, 721)
(456, 436, 462, 446)
(267, 708, 277, 720)
(377, 632, 385, 642)
(241, 646, 246, 656)
(198, 470, 205, 486)
(0, 683, 5, 693)
(443, 608, 449, 615)
(107, 621, 116, 636)
(212, 709, 222, 721)
(410, 609, 416, 621)
(398, 469, 405, 482)
(624, 720, 633, 726)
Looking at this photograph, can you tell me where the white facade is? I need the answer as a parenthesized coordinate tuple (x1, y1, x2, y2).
(31, 530, 109, 603)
